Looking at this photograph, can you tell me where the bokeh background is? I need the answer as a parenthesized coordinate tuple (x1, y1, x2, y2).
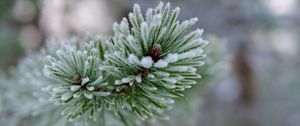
(0, 0, 300, 126)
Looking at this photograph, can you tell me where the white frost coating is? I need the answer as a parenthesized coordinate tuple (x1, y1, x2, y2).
(187, 67, 197, 73)
(181, 17, 198, 28)
(121, 76, 135, 83)
(61, 92, 73, 101)
(141, 22, 148, 33)
(141, 22, 149, 49)
(162, 78, 177, 84)
(114, 80, 122, 85)
(73, 91, 82, 98)
(141, 56, 153, 68)
(83, 91, 93, 99)
(128, 54, 140, 65)
(165, 53, 178, 63)
(202, 40, 209, 46)
(184, 85, 192, 89)
(95, 92, 111, 96)
(127, 35, 135, 43)
(87, 86, 94, 91)
(47, 55, 56, 62)
(147, 74, 155, 78)
(174, 7, 180, 13)
(84, 60, 90, 66)
(163, 82, 176, 89)
(99, 82, 108, 86)
(195, 28, 204, 36)
(112, 22, 119, 33)
(146, 8, 153, 22)
(167, 66, 188, 72)
(191, 17, 198, 23)
(51, 62, 58, 67)
(90, 76, 103, 85)
(81, 77, 89, 85)
(175, 75, 185, 80)
(120, 18, 129, 33)
(166, 99, 175, 104)
(136, 75, 142, 83)
(178, 48, 203, 60)
(152, 14, 162, 26)
(87, 56, 94, 61)
(154, 60, 168, 68)
(70, 85, 81, 91)
(153, 71, 170, 77)
(129, 81, 134, 86)
(91, 48, 98, 53)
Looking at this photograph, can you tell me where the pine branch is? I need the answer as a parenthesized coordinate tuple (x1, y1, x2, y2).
(42, 2, 209, 125)
(1, 2, 210, 126)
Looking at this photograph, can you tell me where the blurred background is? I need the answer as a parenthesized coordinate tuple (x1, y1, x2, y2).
(0, 0, 300, 126)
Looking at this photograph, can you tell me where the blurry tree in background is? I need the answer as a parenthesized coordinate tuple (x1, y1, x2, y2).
(1, 0, 300, 126)
(0, 0, 127, 70)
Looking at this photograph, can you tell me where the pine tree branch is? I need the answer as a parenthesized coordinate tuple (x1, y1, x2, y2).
(1, 2, 210, 126)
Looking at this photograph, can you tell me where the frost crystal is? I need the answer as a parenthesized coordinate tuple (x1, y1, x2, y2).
(141, 56, 154, 68)
(154, 59, 169, 68)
